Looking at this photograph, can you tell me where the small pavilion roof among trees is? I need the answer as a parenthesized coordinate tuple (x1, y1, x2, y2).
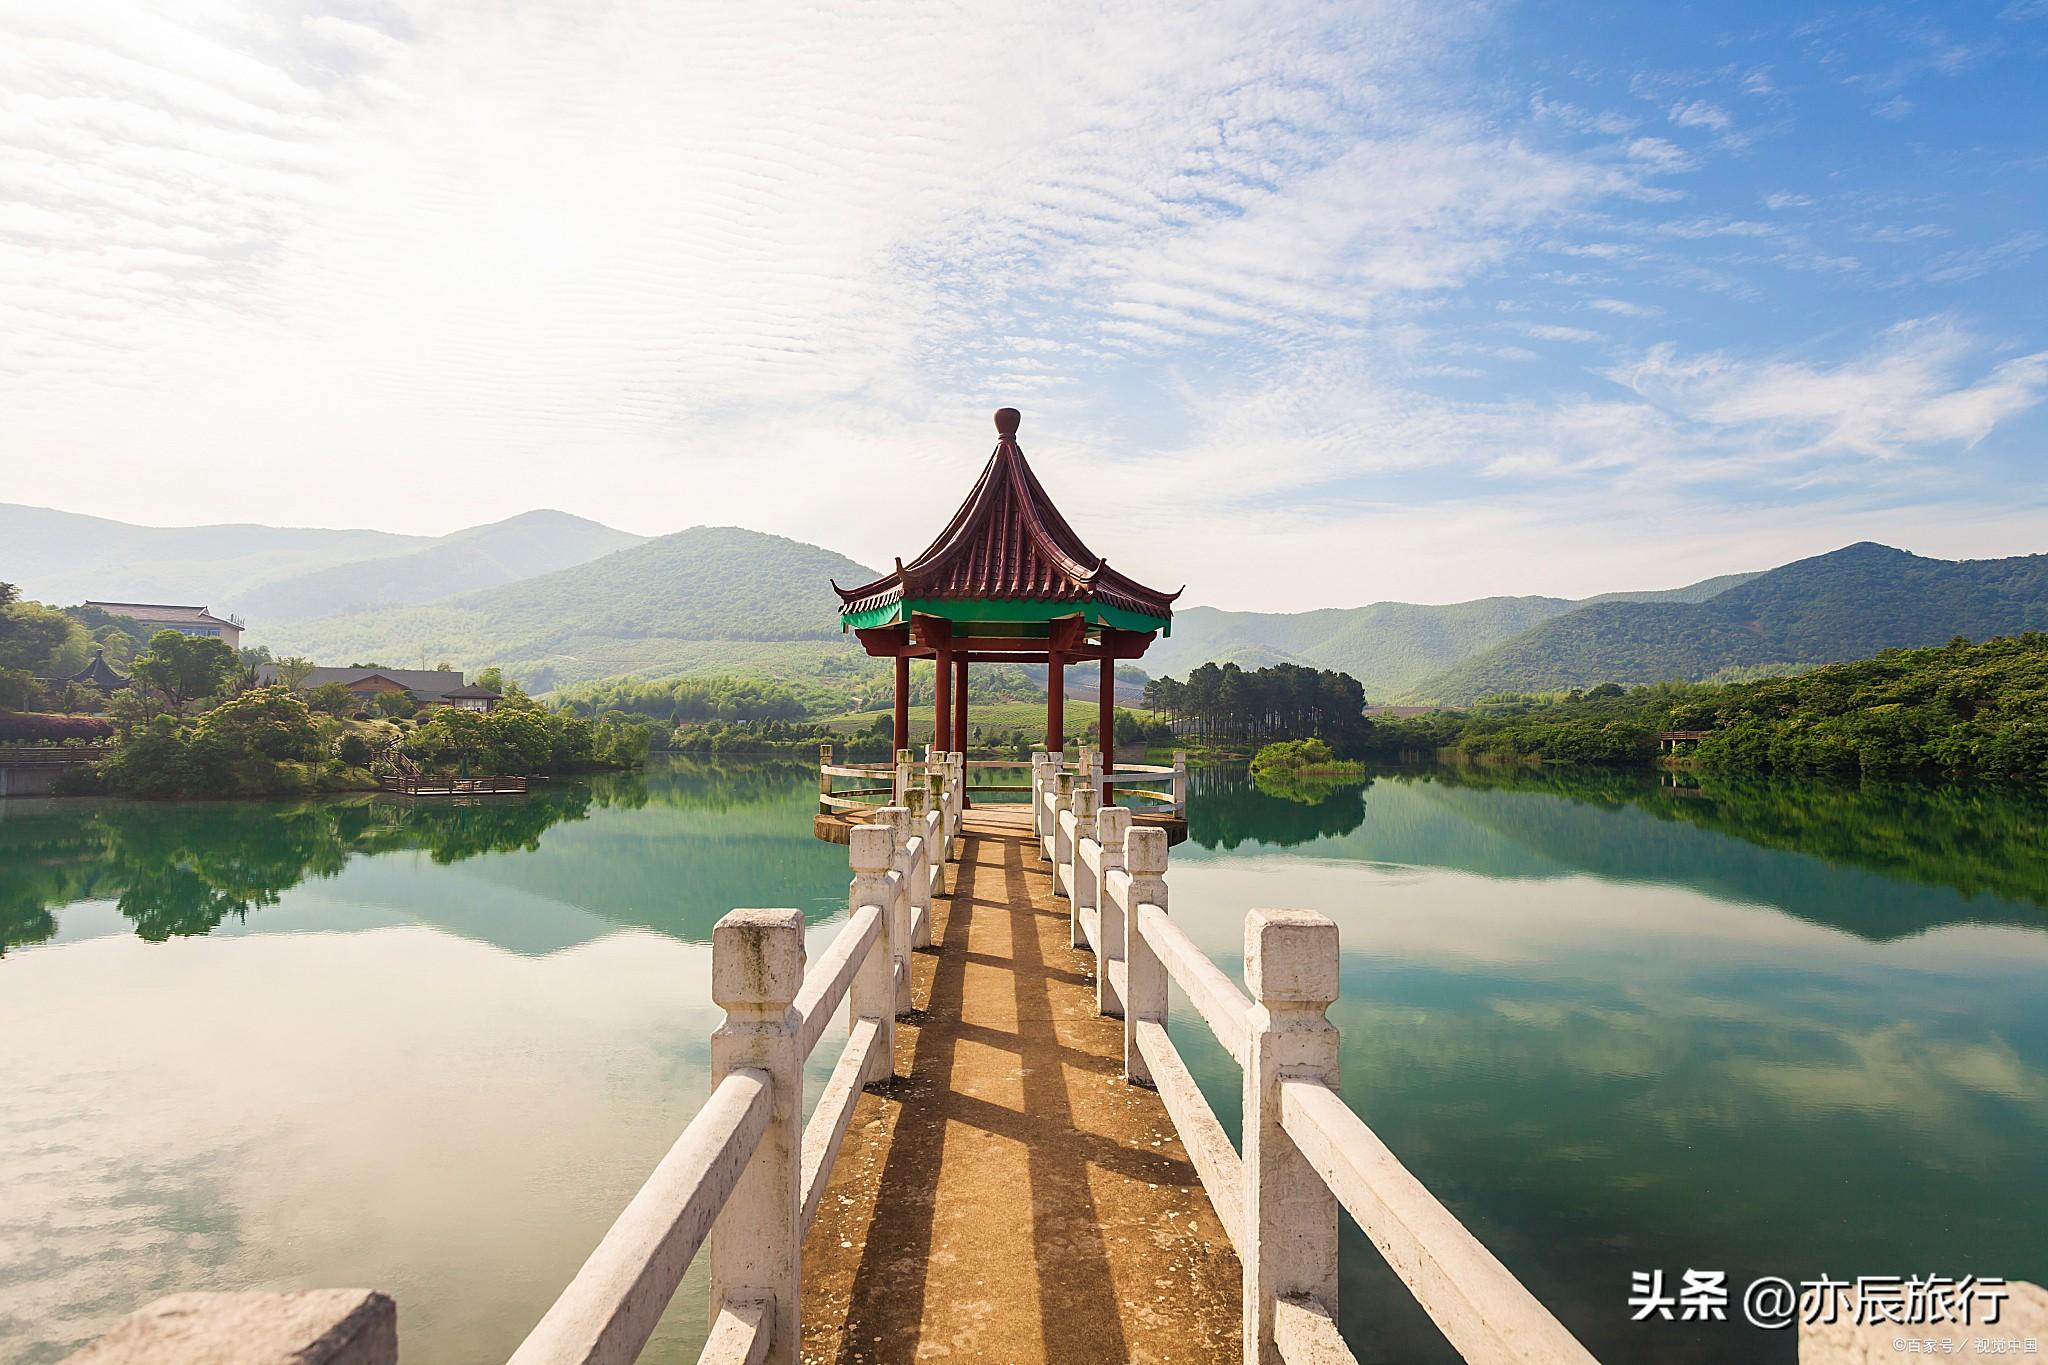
(64, 648, 129, 694)
(835, 408, 1179, 760)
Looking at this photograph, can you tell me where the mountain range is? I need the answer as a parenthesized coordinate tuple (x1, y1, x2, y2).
(6, 502, 2043, 704)
(0, 503, 638, 625)
(261, 526, 878, 692)
(1144, 569, 1758, 699)
(1420, 542, 2048, 702)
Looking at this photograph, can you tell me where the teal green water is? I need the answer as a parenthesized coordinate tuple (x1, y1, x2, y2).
(1, 761, 2043, 1363)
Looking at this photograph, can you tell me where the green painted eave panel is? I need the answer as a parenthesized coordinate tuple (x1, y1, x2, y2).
(840, 596, 1171, 637)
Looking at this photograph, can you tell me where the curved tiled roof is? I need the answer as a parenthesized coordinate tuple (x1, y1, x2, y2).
(66, 648, 129, 691)
(834, 409, 1178, 622)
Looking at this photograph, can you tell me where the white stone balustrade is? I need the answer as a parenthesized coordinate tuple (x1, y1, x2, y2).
(491, 808, 934, 1365)
(1069, 806, 1602, 1365)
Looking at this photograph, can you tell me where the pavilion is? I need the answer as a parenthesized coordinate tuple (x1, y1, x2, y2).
(62, 648, 129, 694)
(833, 408, 1178, 769)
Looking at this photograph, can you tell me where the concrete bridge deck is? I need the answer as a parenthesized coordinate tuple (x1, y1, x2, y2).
(798, 816, 1239, 1363)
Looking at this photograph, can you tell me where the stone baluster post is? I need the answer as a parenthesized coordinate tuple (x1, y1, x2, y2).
(1030, 752, 1051, 853)
(847, 826, 899, 1085)
(924, 771, 948, 898)
(944, 750, 957, 846)
(709, 909, 805, 1362)
(1067, 788, 1099, 951)
(1119, 822, 1166, 1085)
(1051, 771, 1076, 890)
(874, 808, 916, 1017)
(894, 749, 913, 805)
(68, 1292, 397, 1365)
(906, 786, 937, 945)
(1172, 749, 1188, 814)
(1241, 909, 1341, 1365)
(818, 744, 833, 814)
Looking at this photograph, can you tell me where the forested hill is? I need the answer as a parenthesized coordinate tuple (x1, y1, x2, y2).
(1146, 598, 1571, 698)
(238, 511, 643, 624)
(263, 526, 880, 691)
(1145, 569, 1758, 699)
(1416, 543, 2048, 702)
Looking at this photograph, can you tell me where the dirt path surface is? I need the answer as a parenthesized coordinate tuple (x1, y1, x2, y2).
(800, 825, 1240, 1364)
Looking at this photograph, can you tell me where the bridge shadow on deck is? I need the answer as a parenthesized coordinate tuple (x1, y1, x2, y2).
(799, 829, 1240, 1364)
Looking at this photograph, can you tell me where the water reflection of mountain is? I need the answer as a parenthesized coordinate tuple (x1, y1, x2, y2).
(1183, 763, 2048, 938)
(10, 758, 2043, 958)
(0, 761, 845, 956)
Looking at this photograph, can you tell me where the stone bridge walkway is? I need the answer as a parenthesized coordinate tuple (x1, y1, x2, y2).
(799, 814, 1240, 1363)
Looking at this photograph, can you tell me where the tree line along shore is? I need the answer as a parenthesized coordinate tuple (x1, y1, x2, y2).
(8, 575, 2043, 791)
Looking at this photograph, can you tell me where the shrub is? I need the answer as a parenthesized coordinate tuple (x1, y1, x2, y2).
(337, 733, 374, 767)
(0, 712, 115, 744)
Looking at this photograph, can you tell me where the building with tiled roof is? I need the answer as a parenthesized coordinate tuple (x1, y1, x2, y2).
(254, 665, 501, 712)
(84, 602, 243, 651)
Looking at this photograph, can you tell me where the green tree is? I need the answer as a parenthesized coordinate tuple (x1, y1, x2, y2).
(97, 715, 196, 796)
(370, 689, 417, 719)
(486, 707, 552, 772)
(307, 682, 358, 715)
(130, 630, 238, 712)
(0, 597, 91, 676)
(405, 706, 492, 772)
(274, 656, 317, 690)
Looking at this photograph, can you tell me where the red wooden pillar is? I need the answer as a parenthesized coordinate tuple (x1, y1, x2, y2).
(1099, 654, 1115, 806)
(1046, 650, 1064, 754)
(953, 654, 968, 754)
(933, 649, 951, 758)
(893, 654, 910, 753)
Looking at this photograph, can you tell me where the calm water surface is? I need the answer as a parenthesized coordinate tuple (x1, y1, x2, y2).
(2, 760, 2043, 1363)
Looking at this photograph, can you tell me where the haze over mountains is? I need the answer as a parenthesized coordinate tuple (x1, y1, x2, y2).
(236, 511, 642, 624)
(1, 503, 637, 623)
(1, 502, 418, 609)
(265, 526, 875, 691)
(6, 503, 2044, 704)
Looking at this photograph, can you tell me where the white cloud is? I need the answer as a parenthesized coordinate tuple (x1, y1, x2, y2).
(0, 0, 2040, 614)
(1588, 298, 1662, 318)
(1669, 99, 1731, 131)
(1611, 317, 2048, 461)
(1530, 93, 1635, 135)
(0, 0, 1639, 539)
(1626, 137, 1696, 173)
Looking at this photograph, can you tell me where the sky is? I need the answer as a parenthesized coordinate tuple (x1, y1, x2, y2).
(1, 0, 2044, 610)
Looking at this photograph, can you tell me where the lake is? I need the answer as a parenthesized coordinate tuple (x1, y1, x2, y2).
(2, 760, 2043, 1363)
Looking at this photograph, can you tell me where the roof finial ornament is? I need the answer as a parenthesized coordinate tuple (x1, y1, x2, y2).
(994, 407, 1021, 437)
